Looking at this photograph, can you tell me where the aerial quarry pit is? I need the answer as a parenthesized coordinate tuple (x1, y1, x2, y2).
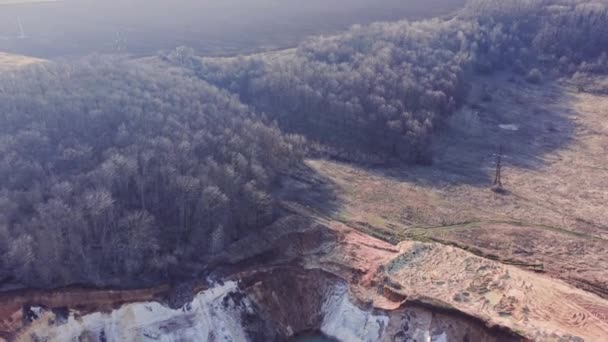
(1, 1, 608, 341)
(1, 215, 607, 341)
(1, 57, 607, 342)
(1, 57, 608, 342)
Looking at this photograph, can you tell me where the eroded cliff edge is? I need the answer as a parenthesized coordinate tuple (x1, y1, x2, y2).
(2, 215, 607, 341)
(7, 268, 519, 342)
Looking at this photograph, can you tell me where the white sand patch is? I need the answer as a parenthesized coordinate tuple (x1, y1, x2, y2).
(499, 123, 519, 131)
(321, 283, 389, 342)
(35, 281, 251, 342)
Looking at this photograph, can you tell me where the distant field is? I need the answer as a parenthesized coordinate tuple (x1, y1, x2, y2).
(0, 0, 58, 4)
(0, 51, 44, 71)
(0, 0, 466, 58)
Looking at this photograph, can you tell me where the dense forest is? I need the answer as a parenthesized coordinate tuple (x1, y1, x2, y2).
(165, 0, 608, 162)
(1, 0, 607, 289)
(0, 59, 303, 287)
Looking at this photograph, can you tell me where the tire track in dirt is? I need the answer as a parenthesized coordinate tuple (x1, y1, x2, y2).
(564, 294, 608, 327)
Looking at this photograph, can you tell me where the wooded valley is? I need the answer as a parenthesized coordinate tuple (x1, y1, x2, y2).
(1, 0, 607, 290)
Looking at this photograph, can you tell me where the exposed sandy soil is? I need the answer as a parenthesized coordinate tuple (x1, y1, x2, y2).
(410, 222, 608, 299)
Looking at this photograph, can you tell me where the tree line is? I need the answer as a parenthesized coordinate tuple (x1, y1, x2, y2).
(164, 0, 608, 162)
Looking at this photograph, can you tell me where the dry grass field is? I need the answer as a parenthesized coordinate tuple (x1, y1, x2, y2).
(287, 73, 608, 299)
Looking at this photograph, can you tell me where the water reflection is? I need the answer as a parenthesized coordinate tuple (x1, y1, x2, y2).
(291, 332, 338, 342)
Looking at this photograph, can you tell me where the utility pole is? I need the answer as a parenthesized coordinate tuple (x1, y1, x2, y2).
(17, 17, 25, 39)
(114, 31, 126, 52)
(492, 145, 505, 193)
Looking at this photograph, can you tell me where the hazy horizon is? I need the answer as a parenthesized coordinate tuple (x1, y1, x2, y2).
(0, 0, 466, 57)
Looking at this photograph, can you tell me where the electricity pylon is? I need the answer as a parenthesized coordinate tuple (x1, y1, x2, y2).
(17, 17, 25, 39)
(492, 145, 507, 193)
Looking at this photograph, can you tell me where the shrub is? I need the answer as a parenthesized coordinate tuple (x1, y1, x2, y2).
(526, 68, 543, 84)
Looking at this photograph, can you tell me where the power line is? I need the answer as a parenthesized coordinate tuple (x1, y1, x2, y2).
(114, 31, 126, 52)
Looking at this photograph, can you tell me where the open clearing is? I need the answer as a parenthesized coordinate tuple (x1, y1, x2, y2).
(285, 73, 608, 299)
